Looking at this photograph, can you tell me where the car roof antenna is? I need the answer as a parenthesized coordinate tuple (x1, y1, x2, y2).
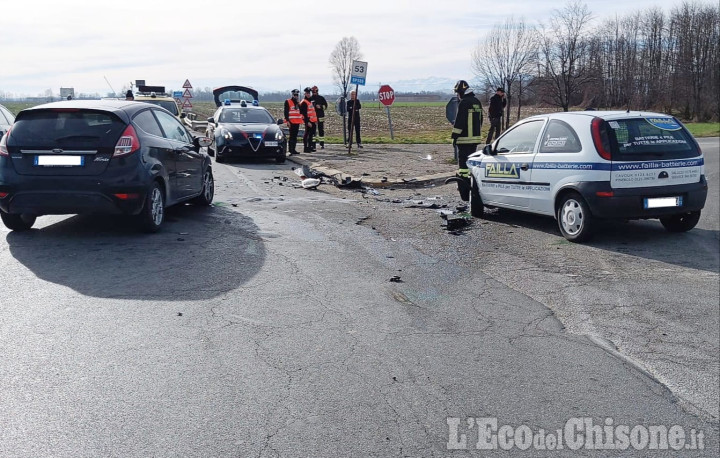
(103, 75, 117, 97)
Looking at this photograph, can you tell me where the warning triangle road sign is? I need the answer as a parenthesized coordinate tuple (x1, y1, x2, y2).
(182, 88, 193, 98)
(182, 79, 192, 88)
(182, 99, 193, 108)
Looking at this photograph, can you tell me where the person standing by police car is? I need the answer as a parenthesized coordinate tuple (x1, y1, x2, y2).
(299, 87, 318, 153)
(284, 89, 303, 154)
(486, 87, 506, 144)
(451, 80, 483, 180)
(310, 86, 328, 150)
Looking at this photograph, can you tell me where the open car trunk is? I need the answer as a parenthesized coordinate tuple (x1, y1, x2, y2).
(213, 86, 259, 107)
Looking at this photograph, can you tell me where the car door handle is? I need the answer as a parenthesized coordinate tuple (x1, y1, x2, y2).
(520, 163, 529, 171)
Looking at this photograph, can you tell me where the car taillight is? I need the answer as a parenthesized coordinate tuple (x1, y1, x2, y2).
(113, 125, 140, 157)
(0, 127, 10, 157)
(591, 117, 612, 161)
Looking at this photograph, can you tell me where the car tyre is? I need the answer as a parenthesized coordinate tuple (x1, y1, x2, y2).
(138, 182, 165, 233)
(1, 211, 36, 231)
(660, 211, 701, 233)
(191, 168, 214, 206)
(275, 153, 286, 164)
(469, 176, 484, 218)
(557, 192, 594, 242)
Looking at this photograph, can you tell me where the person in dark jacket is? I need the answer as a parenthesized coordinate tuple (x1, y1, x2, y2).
(451, 80, 483, 179)
(346, 90, 363, 148)
(486, 87, 506, 144)
(311, 86, 328, 149)
(284, 89, 302, 154)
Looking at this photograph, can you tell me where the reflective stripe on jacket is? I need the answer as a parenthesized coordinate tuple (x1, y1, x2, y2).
(286, 99, 303, 124)
(452, 92, 483, 145)
(300, 98, 318, 123)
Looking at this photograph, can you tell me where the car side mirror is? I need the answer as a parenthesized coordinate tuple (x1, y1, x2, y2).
(207, 117, 215, 124)
(195, 136, 212, 148)
(483, 144, 496, 156)
(180, 112, 186, 119)
(276, 118, 284, 125)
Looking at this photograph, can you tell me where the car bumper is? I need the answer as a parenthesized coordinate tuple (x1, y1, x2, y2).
(577, 177, 708, 219)
(217, 143, 285, 159)
(0, 178, 149, 216)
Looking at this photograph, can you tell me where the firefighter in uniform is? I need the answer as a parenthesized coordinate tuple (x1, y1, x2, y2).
(299, 87, 318, 153)
(284, 89, 303, 154)
(310, 86, 328, 149)
(451, 80, 483, 180)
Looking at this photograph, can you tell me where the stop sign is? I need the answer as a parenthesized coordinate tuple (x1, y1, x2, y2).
(378, 85, 395, 106)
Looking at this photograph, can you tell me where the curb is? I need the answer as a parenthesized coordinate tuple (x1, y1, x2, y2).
(285, 155, 453, 188)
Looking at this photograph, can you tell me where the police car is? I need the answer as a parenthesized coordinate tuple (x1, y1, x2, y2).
(206, 99, 286, 164)
(463, 111, 707, 242)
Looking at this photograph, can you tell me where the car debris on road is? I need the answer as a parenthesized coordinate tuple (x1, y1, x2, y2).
(291, 165, 362, 189)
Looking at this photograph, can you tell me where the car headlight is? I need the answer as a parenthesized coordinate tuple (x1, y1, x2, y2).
(275, 130, 284, 141)
(221, 129, 233, 141)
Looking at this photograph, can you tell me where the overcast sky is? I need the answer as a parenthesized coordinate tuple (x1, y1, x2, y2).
(0, 0, 699, 97)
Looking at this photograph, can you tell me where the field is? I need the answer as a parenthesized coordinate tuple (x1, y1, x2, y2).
(3, 101, 718, 143)
(190, 101, 576, 144)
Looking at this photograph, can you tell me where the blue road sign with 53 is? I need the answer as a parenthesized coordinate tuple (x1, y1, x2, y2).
(350, 60, 368, 86)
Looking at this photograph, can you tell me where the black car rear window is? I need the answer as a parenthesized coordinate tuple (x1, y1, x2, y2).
(607, 117, 699, 160)
(10, 109, 126, 148)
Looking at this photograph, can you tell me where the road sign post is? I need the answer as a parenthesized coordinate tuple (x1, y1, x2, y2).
(378, 84, 395, 140)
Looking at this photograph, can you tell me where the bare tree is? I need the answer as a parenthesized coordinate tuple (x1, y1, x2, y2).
(590, 12, 642, 109)
(670, 2, 719, 121)
(536, 0, 594, 111)
(329, 37, 363, 98)
(638, 8, 669, 110)
(472, 16, 537, 126)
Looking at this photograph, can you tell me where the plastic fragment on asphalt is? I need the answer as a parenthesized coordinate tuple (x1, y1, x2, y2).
(301, 178, 321, 189)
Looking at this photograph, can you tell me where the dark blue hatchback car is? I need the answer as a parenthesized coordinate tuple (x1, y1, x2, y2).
(0, 100, 214, 232)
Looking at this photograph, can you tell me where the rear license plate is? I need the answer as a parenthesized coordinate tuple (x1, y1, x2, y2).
(35, 155, 84, 166)
(644, 196, 683, 209)
(265, 141, 278, 147)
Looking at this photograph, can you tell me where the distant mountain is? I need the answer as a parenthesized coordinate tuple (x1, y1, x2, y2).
(253, 76, 458, 98)
(369, 76, 457, 94)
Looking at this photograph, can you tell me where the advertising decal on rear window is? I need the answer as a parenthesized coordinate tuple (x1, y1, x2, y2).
(645, 117, 682, 131)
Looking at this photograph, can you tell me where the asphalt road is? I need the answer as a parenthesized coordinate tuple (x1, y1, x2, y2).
(0, 140, 717, 456)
